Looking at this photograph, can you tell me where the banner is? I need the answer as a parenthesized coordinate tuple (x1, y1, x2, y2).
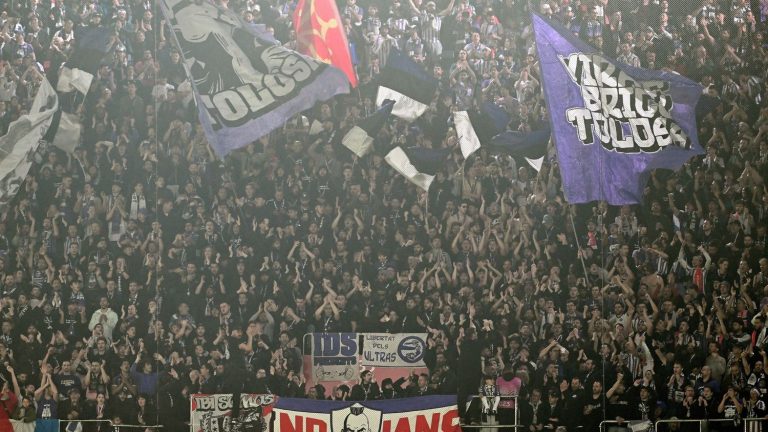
(311, 333, 359, 383)
(191, 393, 276, 432)
(360, 333, 427, 368)
(0, 78, 58, 206)
(532, 13, 704, 205)
(273, 396, 459, 432)
(310, 333, 428, 383)
(159, 0, 349, 157)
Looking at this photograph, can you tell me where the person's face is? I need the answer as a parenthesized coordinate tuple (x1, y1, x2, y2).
(531, 390, 541, 403)
(571, 378, 581, 390)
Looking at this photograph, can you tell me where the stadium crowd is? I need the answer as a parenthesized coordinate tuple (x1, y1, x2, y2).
(0, 0, 766, 430)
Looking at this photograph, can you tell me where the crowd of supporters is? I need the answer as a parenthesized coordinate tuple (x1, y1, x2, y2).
(0, 0, 766, 430)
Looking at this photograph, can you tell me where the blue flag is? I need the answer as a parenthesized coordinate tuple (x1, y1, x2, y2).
(376, 50, 438, 121)
(56, 27, 112, 95)
(532, 13, 705, 204)
(454, 102, 510, 158)
(68, 27, 113, 74)
(385, 146, 449, 191)
(342, 99, 395, 157)
(159, 0, 350, 157)
(480, 101, 510, 134)
(491, 129, 551, 170)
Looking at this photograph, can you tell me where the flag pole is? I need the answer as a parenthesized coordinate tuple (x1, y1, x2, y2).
(425, 190, 429, 231)
(568, 207, 590, 286)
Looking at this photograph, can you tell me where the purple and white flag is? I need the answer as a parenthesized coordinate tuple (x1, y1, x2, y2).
(532, 13, 704, 205)
(159, 0, 350, 157)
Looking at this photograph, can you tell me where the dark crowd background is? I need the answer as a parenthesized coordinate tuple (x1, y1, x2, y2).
(0, 0, 765, 430)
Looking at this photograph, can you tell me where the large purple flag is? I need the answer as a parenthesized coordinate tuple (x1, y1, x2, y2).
(532, 13, 704, 205)
(159, 0, 350, 157)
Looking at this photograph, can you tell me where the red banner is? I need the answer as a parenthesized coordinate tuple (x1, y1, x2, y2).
(294, 0, 357, 87)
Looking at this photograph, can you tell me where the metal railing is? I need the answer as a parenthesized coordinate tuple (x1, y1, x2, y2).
(112, 425, 163, 431)
(654, 418, 706, 432)
(37, 419, 164, 431)
(655, 417, 766, 432)
(459, 395, 520, 431)
(598, 417, 767, 432)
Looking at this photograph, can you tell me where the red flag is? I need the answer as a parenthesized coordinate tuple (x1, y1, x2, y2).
(294, 0, 357, 87)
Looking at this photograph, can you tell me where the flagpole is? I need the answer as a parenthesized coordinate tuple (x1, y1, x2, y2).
(424, 188, 430, 234)
(568, 208, 590, 285)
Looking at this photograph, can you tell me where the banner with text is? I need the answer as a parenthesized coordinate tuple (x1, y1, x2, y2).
(309, 333, 427, 383)
(360, 333, 427, 368)
(190, 393, 275, 432)
(273, 395, 459, 432)
(310, 333, 359, 383)
(159, 0, 349, 157)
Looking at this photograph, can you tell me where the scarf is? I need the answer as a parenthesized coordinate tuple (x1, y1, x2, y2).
(130, 193, 146, 219)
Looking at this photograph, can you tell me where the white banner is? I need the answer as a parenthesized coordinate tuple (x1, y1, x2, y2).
(0, 78, 58, 206)
(273, 397, 460, 432)
(191, 394, 275, 432)
(310, 333, 359, 383)
(360, 333, 427, 368)
(309, 333, 428, 383)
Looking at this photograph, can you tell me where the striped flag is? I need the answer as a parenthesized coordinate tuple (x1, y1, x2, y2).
(342, 99, 394, 157)
(56, 26, 111, 94)
(453, 102, 510, 159)
(376, 50, 437, 121)
(385, 146, 449, 191)
(490, 129, 551, 171)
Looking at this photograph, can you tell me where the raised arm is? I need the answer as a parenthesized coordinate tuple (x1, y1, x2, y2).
(34, 372, 50, 399)
(437, 0, 456, 16)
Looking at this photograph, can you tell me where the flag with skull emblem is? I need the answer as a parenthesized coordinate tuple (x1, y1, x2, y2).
(159, 0, 350, 157)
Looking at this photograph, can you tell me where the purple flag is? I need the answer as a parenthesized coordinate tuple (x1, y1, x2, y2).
(159, 0, 350, 157)
(532, 13, 704, 205)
